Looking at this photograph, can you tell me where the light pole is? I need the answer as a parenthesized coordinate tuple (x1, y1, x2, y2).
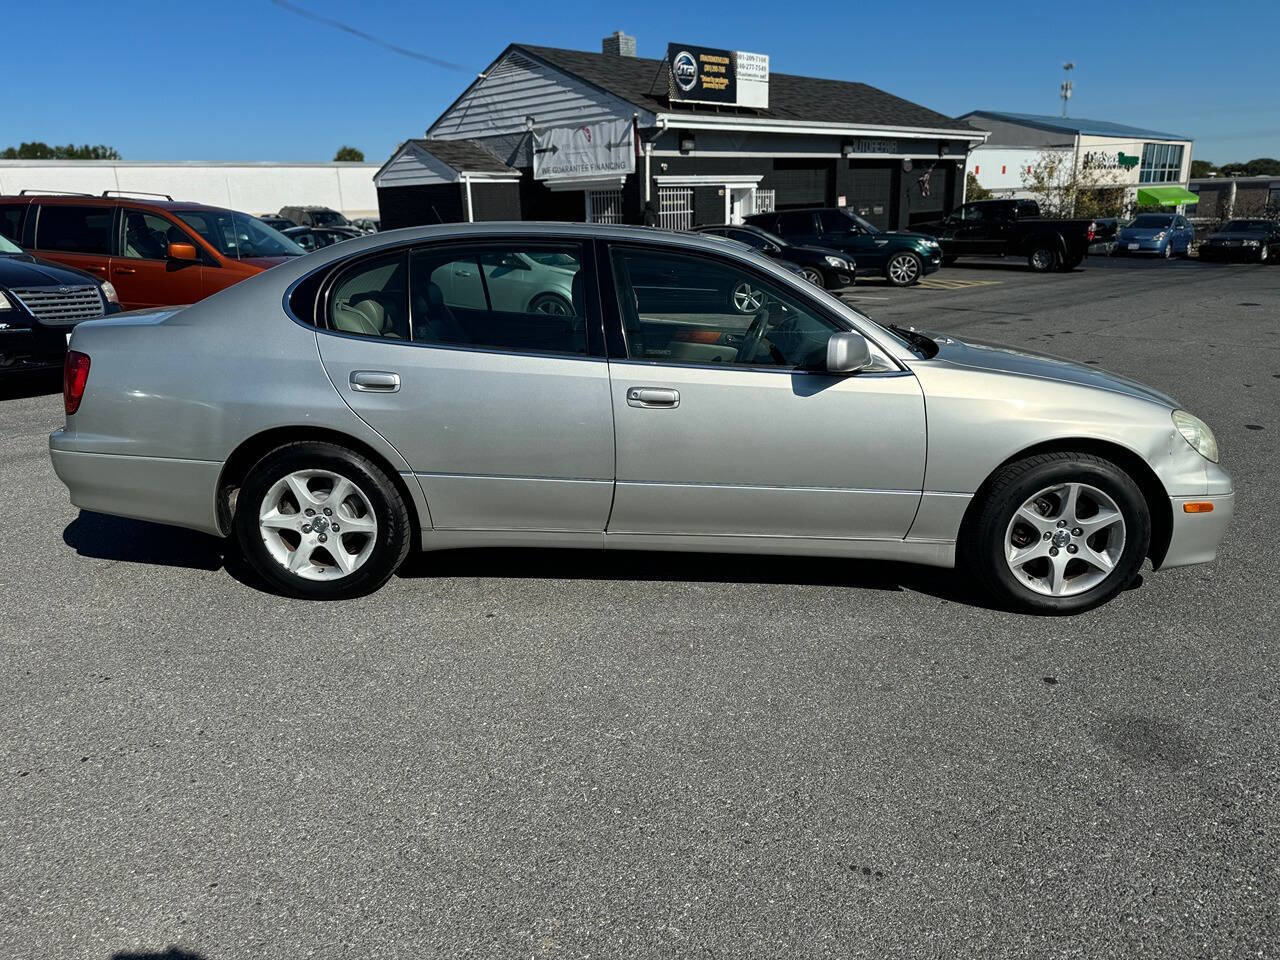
(1060, 62, 1074, 118)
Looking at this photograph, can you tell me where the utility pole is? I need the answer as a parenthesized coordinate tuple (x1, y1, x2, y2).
(1060, 62, 1074, 118)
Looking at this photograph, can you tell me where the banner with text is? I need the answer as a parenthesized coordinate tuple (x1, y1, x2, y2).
(532, 119, 635, 181)
(667, 43, 769, 109)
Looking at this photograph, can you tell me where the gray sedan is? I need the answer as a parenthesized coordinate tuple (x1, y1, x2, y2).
(49, 224, 1232, 613)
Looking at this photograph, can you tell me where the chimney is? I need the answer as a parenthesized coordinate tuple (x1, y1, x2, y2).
(602, 30, 636, 57)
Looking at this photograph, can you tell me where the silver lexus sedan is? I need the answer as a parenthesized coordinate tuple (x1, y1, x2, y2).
(49, 224, 1232, 613)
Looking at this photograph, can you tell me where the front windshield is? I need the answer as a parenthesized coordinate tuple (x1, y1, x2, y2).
(843, 210, 880, 234)
(1131, 215, 1174, 228)
(1223, 220, 1268, 233)
(0, 234, 21, 255)
(176, 210, 304, 259)
(310, 210, 350, 227)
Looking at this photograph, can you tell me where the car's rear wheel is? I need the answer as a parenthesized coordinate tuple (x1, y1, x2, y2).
(962, 452, 1151, 614)
(885, 252, 922, 286)
(1027, 244, 1058, 272)
(529, 292, 573, 316)
(799, 267, 825, 287)
(234, 441, 412, 599)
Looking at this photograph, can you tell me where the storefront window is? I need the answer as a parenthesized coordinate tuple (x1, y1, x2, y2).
(1139, 143, 1185, 184)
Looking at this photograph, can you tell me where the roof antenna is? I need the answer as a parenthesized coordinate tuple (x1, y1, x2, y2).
(1060, 62, 1074, 118)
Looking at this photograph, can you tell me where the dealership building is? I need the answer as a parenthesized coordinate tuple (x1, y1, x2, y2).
(961, 111, 1197, 209)
(376, 34, 986, 231)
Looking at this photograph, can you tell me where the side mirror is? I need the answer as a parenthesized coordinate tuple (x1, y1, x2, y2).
(168, 242, 198, 262)
(825, 331, 871, 374)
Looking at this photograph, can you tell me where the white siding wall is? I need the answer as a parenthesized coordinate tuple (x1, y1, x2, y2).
(428, 49, 647, 140)
(0, 161, 380, 217)
(375, 145, 460, 187)
(966, 146, 1062, 192)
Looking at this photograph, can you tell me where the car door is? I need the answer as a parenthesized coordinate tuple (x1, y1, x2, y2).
(603, 241, 926, 543)
(815, 210, 885, 270)
(315, 238, 614, 535)
(776, 211, 823, 246)
(945, 204, 990, 255)
(29, 203, 116, 285)
(110, 208, 207, 309)
(1173, 216, 1194, 254)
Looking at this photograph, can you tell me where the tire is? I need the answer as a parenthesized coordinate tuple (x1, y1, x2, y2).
(529, 292, 573, 316)
(1027, 243, 1058, 272)
(1261, 244, 1270, 263)
(234, 441, 412, 600)
(885, 251, 922, 286)
(799, 267, 825, 288)
(1162, 241, 1173, 260)
(960, 451, 1151, 614)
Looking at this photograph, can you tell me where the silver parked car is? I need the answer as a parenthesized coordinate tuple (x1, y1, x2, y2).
(49, 224, 1232, 612)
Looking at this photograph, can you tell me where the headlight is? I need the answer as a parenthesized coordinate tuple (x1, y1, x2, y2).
(1172, 410, 1219, 463)
(823, 256, 847, 268)
(1243, 239, 1260, 247)
(0, 290, 11, 311)
(1152, 231, 1167, 242)
(100, 281, 119, 305)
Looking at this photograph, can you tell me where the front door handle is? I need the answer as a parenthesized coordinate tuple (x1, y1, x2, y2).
(113, 267, 136, 275)
(349, 370, 400, 393)
(626, 386, 680, 408)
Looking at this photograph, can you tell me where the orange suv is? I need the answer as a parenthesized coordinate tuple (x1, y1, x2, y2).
(0, 192, 304, 310)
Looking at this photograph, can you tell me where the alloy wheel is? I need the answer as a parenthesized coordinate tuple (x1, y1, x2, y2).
(531, 295, 571, 316)
(1003, 481, 1126, 597)
(887, 254, 920, 285)
(1030, 248, 1054, 271)
(800, 267, 824, 286)
(258, 469, 379, 581)
(731, 282, 766, 313)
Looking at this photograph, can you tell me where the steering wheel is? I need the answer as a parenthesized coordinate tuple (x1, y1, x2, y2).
(735, 308, 771, 363)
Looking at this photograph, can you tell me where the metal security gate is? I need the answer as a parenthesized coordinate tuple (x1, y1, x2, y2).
(755, 189, 776, 214)
(586, 189, 624, 224)
(658, 186, 694, 230)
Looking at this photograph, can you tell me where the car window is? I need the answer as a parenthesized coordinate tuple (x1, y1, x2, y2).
(727, 229, 769, 250)
(0, 204, 23, 244)
(610, 246, 839, 369)
(817, 210, 856, 235)
(34, 204, 115, 255)
(175, 209, 303, 259)
(955, 205, 986, 222)
(122, 210, 196, 260)
(328, 252, 408, 340)
(778, 212, 816, 235)
(408, 243, 587, 356)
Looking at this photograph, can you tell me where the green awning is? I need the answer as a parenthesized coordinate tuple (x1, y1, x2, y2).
(1137, 186, 1199, 206)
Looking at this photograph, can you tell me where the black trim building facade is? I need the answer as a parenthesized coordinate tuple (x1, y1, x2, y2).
(377, 39, 986, 231)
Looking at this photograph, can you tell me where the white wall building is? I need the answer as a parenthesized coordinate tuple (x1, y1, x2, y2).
(959, 112, 1195, 209)
(0, 161, 379, 218)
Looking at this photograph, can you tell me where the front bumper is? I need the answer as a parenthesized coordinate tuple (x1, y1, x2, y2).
(49, 435, 224, 536)
(1159, 492, 1234, 569)
(922, 248, 943, 274)
(1198, 244, 1262, 262)
(823, 267, 857, 289)
(1116, 238, 1169, 254)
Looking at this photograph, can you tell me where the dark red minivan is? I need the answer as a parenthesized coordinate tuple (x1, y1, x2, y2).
(0, 193, 304, 310)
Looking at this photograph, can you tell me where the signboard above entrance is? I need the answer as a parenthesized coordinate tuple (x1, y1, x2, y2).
(667, 43, 769, 109)
(532, 119, 635, 181)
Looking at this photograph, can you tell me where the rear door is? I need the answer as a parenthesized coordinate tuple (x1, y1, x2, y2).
(110, 208, 207, 309)
(602, 241, 926, 542)
(315, 237, 615, 535)
(30, 203, 116, 283)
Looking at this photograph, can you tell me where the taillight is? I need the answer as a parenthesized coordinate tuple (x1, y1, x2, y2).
(64, 350, 91, 415)
(1087, 221, 1097, 242)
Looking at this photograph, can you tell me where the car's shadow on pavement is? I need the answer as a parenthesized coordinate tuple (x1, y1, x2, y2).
(63, 512, 1005, 610)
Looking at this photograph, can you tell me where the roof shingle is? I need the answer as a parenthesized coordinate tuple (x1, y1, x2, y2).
(410, 138, 517, 174)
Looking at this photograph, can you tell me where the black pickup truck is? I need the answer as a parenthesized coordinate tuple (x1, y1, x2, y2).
(915, 199, 1110, 273)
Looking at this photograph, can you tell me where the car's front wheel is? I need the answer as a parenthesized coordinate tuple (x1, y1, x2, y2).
(799, 267, 825, 288)
(885, 251, 922, 286)
(234, 441, 412, 599)
(963, 451, 1151, 614)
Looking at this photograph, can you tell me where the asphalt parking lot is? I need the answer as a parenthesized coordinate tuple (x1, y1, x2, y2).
(1, 256, 1277, 959)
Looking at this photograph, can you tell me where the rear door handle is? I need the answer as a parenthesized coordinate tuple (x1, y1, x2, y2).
(626, 386, 680, 408)
(113, 267, 136, 275)
(349, 370, 400, 393)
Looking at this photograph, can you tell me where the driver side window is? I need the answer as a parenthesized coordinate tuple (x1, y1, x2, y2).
(609, 247, 838, 369)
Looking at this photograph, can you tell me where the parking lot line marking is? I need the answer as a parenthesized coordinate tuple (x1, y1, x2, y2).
(917, 278, 1003, 290)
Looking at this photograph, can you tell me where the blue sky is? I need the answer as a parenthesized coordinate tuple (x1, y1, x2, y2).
(5, 0, 1276, 166)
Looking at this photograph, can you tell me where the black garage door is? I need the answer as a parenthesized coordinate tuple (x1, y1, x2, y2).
(846, 167, 894, 230)
(771, 160, 831, 208)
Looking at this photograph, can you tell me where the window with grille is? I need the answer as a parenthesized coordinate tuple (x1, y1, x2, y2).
(754, 189, 776, 214)
(1139, 143, 1185, 184)
(586, 189, 625, 224)
(657, 186, 694, 230)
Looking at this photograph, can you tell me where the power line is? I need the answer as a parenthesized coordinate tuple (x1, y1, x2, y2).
(270, 0, 468, 71)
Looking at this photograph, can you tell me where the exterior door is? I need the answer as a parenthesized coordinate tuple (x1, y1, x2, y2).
(29, 203, 116, 284)
(110, 208, 206, 309)
(315, 240, 614, 533)
(603, 243, 926, 541)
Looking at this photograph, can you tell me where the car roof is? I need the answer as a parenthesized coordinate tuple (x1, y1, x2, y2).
(0, 193, 245, 215)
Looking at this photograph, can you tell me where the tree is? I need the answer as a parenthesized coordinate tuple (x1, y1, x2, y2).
(333, 146, 364, 162)
(1, 142, 120, 160)
(1190, 159, 1215, 178)
(964, 171, 992, 201)
(1020, 148, 1130, 220)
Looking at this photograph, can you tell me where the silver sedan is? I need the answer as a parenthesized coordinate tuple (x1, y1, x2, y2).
(49, 223, 1232, 612)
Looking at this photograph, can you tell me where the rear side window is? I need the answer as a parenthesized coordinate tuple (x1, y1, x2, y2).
(0, 204, 23, 244)
(328, 252, 409, 339)
(407, 243, 588, 356)
(778, 212, 816, 235)
(35, 205, 115, 254)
